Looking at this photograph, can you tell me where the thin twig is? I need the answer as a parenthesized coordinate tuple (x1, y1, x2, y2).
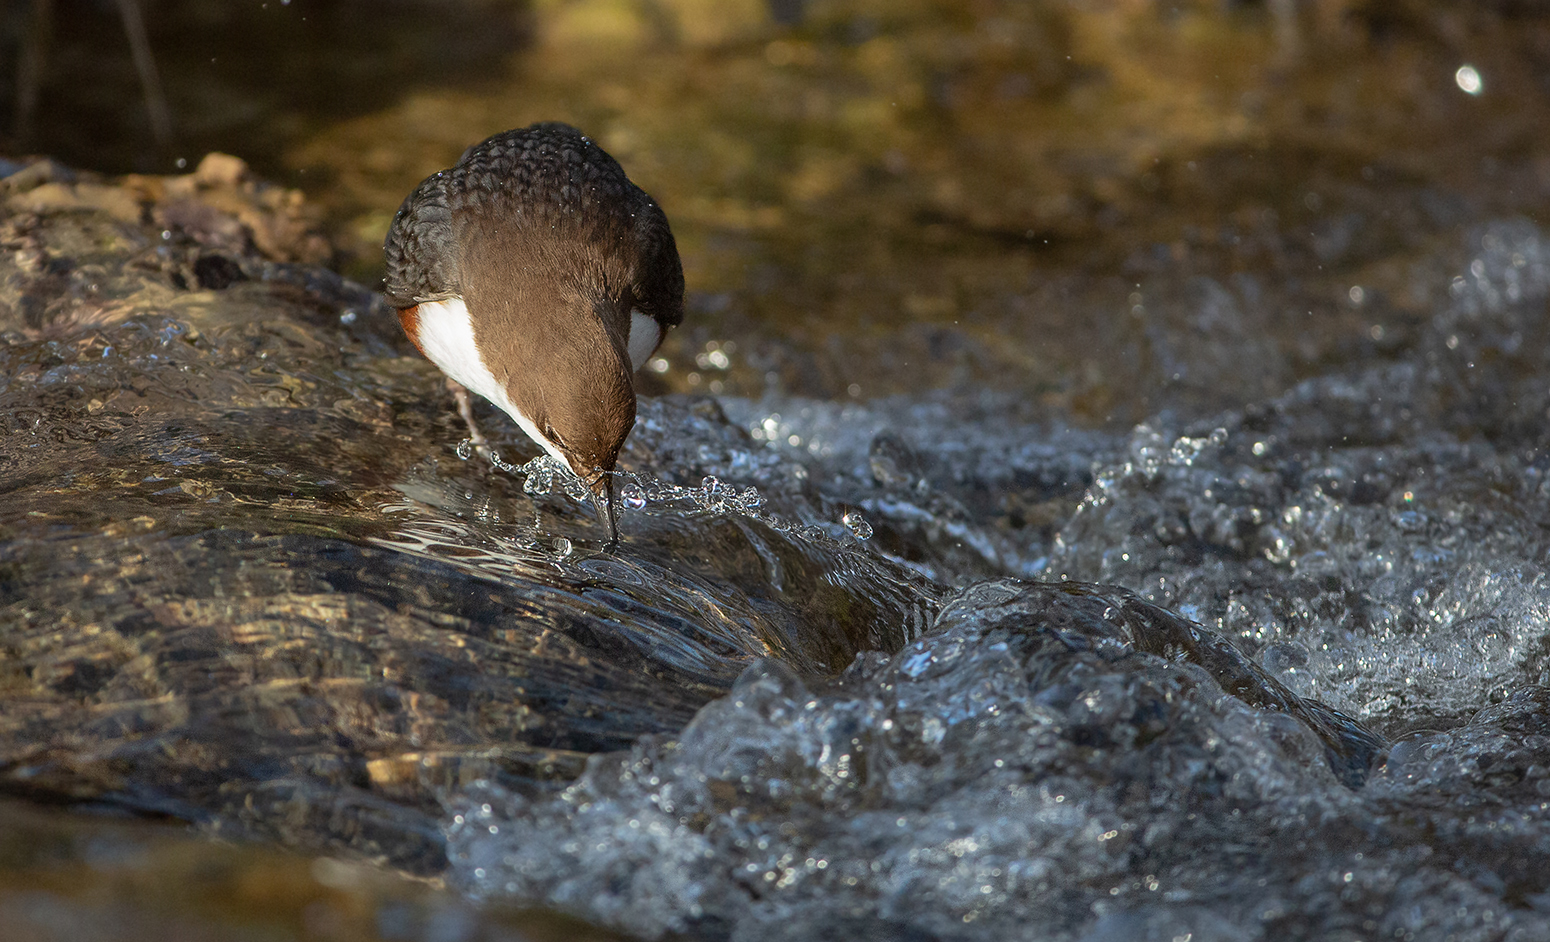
(14, 0, 54, 146)
(113, 0, 173, 147)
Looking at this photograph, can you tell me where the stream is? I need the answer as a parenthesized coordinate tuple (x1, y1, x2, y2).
(4, 2, 1550, 940)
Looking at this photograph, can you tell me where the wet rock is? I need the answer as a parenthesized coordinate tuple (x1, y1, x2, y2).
(7, 180, 142, 224)
(0, 155, 350, 341)
(0, 158, 934, 870)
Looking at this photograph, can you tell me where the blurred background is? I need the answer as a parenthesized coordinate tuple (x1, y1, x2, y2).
(5, 3, 1550, 939)
(6, 0, 1548, 425)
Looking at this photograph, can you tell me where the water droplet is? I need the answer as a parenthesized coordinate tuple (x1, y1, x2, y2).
(621, 482, 647, 510)
(456, 440, 474, 460)
(561, 473, 591, 501)
(551, 537, 572, 557)
(522, 463, 553, 494)
(843, 511, 873, 540)
(1455, 64, 1483, 95)
(697, 476, 731, 511)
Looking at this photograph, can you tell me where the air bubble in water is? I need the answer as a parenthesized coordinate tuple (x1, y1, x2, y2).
(621, 482, 647, 510)
(843, 511, 873, 540)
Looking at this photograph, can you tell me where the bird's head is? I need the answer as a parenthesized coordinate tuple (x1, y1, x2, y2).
(518, 341, 637, 548)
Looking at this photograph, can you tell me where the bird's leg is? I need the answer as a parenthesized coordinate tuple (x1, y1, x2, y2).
(447, 379, 493, 461)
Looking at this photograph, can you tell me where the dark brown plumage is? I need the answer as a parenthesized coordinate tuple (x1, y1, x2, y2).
(384, 123, 684, 545)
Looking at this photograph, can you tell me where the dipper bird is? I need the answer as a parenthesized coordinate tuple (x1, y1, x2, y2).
(383, 123, 684, 545)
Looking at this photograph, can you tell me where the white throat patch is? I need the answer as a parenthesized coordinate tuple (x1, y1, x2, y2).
(627, 309, 661, 371)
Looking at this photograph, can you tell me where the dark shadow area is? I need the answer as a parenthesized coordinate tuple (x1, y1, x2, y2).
(0, 0, 532, 177)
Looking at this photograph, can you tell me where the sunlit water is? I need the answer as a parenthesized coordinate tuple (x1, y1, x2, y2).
(3, 155, 1550, 940)
(433, 219, 1550, 940)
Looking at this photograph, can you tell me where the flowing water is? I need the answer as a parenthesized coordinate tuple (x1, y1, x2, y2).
(4, 2, 1550, 940)
(440, 221, 1550, 941)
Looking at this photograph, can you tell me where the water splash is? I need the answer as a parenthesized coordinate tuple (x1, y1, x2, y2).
(1168, 426, 1228, 466)
(463, 443, 872, 547)
(616, 471, 864, 547)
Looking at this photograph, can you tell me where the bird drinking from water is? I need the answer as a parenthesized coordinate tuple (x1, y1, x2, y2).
(383, 123, 684, 546)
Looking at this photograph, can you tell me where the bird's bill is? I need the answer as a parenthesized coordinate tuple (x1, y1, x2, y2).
(587, 470, 620, 548)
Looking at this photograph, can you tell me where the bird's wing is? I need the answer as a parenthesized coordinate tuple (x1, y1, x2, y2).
(628, 193, 685, 330)
(383, 173, 460, 309)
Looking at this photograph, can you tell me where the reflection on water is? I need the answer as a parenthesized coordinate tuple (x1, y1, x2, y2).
(6, 1, 1550, 939)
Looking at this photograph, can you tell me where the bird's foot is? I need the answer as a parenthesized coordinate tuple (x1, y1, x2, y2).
(447, 378, 494, 461)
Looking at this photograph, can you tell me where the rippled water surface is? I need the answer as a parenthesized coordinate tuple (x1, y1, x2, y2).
(5, 2, 1550, 940)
